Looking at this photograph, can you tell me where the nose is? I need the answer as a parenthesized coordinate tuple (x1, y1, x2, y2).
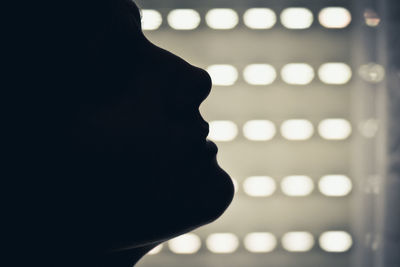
(148, 43, 213, 109)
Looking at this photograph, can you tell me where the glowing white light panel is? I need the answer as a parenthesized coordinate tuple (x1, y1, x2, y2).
(209, 120, 238, 142)
(168, 233, 201, 254)
(206, 233, 239, 253)
(318, 119, 352, 140)
(206, 9, 239, 30)
(243, 120, 276, 141)
(319, 7, 352, 29)
(281, 64, 315, 85)
(359, 63, 385, 83)
(207, 65, 238, 86)
(243, 64, 277, 85)
(281, 176, 314, 196)
(167, 9, 201, 30)
(318, 63, 352, 84)
(243, 176, 276, 197)
(319, 231, 353, 252)
(244, 232, 277, 253)
(141, 9, 162, 30)
(280, 119, 314, 140)
(243, 8, 277, 29)
(282, 232, 315, 252)
(319, 175, 352, 197)
(280, 8, 314, 29)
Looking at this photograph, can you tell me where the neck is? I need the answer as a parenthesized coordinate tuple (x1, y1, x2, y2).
(100, 244, 157, 267)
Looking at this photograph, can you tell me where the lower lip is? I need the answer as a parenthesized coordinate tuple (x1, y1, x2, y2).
(205, 139, 218, 154)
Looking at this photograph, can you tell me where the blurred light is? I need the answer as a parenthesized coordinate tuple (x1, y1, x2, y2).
(168, 233, 201, 254)
(359, 63, 385, 83)
(319, 231, 353, 252)
(209, 120, 238, 142)
(167, 9, 201, 30)
(231, 178, 239, 193)
(206, 233, 239, 253)
(207, 65, 238, 86)
(281, 176, 314, 196)
(281, 64, 314, 85)
(243, 176, 276, 197)
(243, 8, 277, 29)
(280, 119, 314, 140)
(141, 9, 162, 30)
(364, 9, 381, 27)
(358, 119, 379, 138)
(318, 7, 351, 28)
(319, 175, 352, 197)
(206, 9, 239, 30)
(148, 244, 163, 255)
(280, 8, 314, 29)
(282, 232, 314, 252)
(243, 64, 277, 85)
(243, 120, 276, 141)
(318, 63, 352, 84)
(318, 119, 352, 140)
(244, 232, 277, 253)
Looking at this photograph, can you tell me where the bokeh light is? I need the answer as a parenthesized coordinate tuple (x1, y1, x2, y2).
(358, 63, 385, 83)
(364, 9, 381, 27)
(148, 244, 163, 255)
(318, 63, 352, 84)
(206, 9, 239, 30)
(358, 119, 379, 138)
(167, 9, 201, 30)
(243, 176, 277, 197)
(319, 231, 353, 252)
(243, 120, 276, 141)
(281, 176, 314, 196)
(207, 64, 238, 86)
(168, 233, 201, 254)
(281, 64, 315, 85)
(319, 175, 352, 197)
(209, 120, 238, 142)
(282, 232, 315, 252)
(280, 8, 314, 29)
(206, 233, 239, 254)
(318, 119, 352, 140)
(243, 8, 277, 29)
(243, 64, 277, 85)
(318, 7, 352, 28)
(244, 232, 277, 253)
(280, 119, 314, 140)
(141, 9, 163, 30)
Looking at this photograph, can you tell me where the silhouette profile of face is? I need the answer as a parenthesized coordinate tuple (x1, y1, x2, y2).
(69, 0, 235, 252)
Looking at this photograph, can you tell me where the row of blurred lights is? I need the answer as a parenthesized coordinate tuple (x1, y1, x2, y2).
(235, 175, 352, 197)
(141, 7, 352, 30)
(209, 119, 352, 142)
(149, 231, 352, 255)
(207, 63, 352, 86)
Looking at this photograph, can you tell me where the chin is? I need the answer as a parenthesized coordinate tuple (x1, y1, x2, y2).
(180, 158, 235, 228)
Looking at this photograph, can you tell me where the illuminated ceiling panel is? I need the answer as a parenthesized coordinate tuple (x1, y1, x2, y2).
(135, 1, 355, 267)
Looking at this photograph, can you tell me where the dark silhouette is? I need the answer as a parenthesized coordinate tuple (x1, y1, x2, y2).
(5, 0, 234, 266)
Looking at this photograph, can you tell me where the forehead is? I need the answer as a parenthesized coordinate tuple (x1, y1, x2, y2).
(124, 0, 141, 19)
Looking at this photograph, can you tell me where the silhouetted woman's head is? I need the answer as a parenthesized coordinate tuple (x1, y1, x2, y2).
(9, 0, 234, 265)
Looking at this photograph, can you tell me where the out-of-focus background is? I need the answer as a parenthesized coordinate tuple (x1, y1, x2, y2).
(134, 0, 400, 267)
